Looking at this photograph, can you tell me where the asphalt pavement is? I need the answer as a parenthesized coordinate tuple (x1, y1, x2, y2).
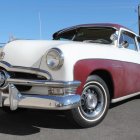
(0, 96, 140, 140)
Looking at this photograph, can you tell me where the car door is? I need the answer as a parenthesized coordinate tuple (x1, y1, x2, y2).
(118, 29, 140, 96)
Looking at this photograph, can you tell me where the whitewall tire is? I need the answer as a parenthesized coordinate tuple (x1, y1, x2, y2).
(67, 75, 110, 128)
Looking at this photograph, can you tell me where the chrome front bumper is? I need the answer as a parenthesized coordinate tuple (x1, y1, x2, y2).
(0, 61, 81, 110)
(1, 84, 81, 110)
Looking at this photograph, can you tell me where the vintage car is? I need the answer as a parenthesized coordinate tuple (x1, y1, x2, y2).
(0, 23, 140, 127)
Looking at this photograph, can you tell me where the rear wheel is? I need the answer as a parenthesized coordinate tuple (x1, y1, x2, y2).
(67, 75, 110, 128)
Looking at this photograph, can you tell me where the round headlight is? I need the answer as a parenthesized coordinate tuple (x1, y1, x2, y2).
(46, 48, 64, 70)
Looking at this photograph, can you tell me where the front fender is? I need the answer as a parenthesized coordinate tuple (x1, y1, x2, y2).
(74, 59, 124, 98)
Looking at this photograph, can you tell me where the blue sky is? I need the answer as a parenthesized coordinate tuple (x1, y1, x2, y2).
(0, 0, 139, 43)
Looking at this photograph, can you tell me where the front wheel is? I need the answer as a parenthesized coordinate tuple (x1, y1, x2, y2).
(67, 75, 110, 128)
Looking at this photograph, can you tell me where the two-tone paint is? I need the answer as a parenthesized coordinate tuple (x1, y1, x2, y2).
(1, 23, 140, 103)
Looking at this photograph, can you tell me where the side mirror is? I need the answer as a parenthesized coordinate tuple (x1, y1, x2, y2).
(110, 33, 118, 41)
(121, 41, 129, 48)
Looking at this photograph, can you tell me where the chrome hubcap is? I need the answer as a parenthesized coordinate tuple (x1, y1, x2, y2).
(80, 84, 105, 119)
(85, 93, 98, 109)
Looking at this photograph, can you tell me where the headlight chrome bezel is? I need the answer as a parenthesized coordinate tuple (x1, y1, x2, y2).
(46, 48, 64, 70)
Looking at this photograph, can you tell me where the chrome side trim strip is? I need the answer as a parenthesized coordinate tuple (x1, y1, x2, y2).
(0, 61, 52, 80)
(111, 91, 140, 103)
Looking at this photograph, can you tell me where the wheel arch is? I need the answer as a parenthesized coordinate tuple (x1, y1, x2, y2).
(90, 69, 114, 99)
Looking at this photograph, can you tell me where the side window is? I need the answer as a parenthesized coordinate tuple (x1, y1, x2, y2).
(119, 31, 137, 51)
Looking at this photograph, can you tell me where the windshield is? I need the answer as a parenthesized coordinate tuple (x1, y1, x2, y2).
(54, 27, 116, 44)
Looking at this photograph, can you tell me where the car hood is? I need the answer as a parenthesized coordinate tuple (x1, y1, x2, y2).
(2, 40, 73, 67)
(2, 39, 112, 68)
